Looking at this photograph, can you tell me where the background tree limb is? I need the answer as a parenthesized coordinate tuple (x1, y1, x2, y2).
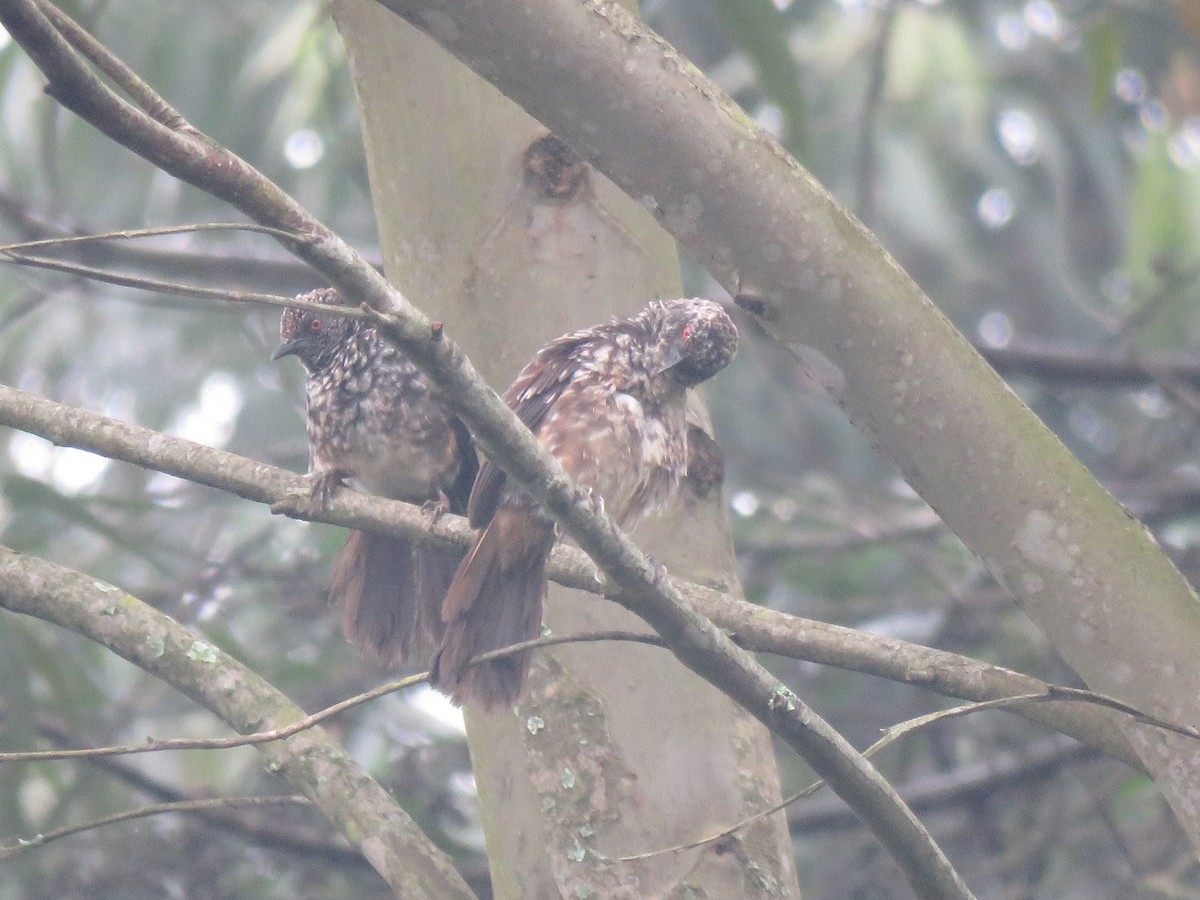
(0, 1, 971, 892)
(330, 0, 796, 893)
(0, 545, 473, 900)
(371, 0, 1200, 850)
(0, 382, 1142, 770)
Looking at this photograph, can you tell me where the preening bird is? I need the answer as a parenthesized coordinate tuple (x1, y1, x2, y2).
(273, 288, 477, 665)
(430, 297, 738, 710)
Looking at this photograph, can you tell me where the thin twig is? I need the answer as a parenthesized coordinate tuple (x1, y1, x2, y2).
(0, 672, 424, 764)
(0, 251, 296, 309)
(0, 6, 958, 880)
(639, 683, 1200, 859)
(32, 716, 368, 867)
(0, 547, 475, 899)
(0, 250, 368, 317)
(0, 795, 309, 860)
(787, 736, 1091, 832)
(0, 222, 303, 254)
(621, 693, 1046, 861)
(0, 381, 1146, 770)
(1042, 684, 1200, 741)
(0, 190, 333, 294)
(854, 3, 897, 224)
(0, 631, 659, 764)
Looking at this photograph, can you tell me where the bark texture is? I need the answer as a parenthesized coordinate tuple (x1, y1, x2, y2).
(369, 0, 1200, 854)
(332, 2, 799, 896)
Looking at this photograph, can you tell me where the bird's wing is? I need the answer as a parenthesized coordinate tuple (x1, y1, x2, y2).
(446, 414, 479, 517)
(467, 332, 589, 526)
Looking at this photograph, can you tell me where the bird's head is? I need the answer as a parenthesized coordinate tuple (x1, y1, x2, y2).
(272, 289, 358, 373)
(652, 298, 738, 387)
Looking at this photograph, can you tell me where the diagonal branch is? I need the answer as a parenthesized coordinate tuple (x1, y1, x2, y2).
(0, 544, 473, 899)
(0, 2, 958, 891)
(364, 0, 1200, 857)
(0, 382, 1143, 770)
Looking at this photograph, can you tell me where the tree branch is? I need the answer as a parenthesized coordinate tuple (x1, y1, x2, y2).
(0, 546, 474, 899)
(0, 249, 300, 309)
(787, 735, 1093, 832)
(33, 717, 371, 867)
(980, 339, 1200, 388)
(1, 796, 309, 861)
(0, 382, 1143, 770)
(0, 631, 658, 765)
(366, 0, 1200, 855)
(0, 190, 330, 295)
(0, 3, 979, 892)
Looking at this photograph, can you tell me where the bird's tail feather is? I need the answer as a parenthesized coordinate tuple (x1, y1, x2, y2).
(334, 530, 454, 666)
(431, 508, 554, 710)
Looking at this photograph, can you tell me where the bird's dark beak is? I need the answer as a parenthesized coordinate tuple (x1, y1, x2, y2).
(652, 343, 684, 376)
(271, 338, 300, 362)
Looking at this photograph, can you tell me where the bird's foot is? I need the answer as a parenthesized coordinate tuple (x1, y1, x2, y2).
(575, 485, 605, 519)
(645, 554, 671, 592)
(310, 469, 350, 510)
(421, 490, 451, 523)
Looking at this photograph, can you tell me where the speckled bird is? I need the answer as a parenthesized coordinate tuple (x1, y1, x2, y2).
(273, 288, 477, 666)
(430, 297, 738, 710)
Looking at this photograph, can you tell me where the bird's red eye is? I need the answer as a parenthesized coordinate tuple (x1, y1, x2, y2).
(681, 325, 694, 340)
(310, 318, 323, 332)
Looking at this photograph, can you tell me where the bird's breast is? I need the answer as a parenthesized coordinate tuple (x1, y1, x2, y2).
(306, 372, 459, 503)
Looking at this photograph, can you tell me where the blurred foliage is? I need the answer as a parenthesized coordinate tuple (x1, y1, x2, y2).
(1, 0, 1200, 897)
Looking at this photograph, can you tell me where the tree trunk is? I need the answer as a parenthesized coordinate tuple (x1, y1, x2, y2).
(360, 0, 1200, 856)
(332, 2, 800, 896)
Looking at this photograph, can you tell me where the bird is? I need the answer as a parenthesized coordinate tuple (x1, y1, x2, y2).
(430, 297, 738, 710)
(272, 288, 478, 666)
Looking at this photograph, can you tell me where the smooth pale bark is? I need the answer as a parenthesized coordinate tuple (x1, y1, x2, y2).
(332, 2, 799, 897)
(369, 0, 1200, 853)
(0, 3, 960, 891)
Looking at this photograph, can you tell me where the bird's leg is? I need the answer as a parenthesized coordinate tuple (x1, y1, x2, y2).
(309, 468, 351, 510)
(576, 485, 605, 519)
(644, 554, 671, 591)
(421, 489, 452, 523)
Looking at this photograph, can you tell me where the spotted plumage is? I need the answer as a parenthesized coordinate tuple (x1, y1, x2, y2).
(273, 288, 477, 665)
(431, 297, 738, 710)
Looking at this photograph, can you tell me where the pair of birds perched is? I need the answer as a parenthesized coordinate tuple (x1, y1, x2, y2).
(273, 288, 738, 710)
